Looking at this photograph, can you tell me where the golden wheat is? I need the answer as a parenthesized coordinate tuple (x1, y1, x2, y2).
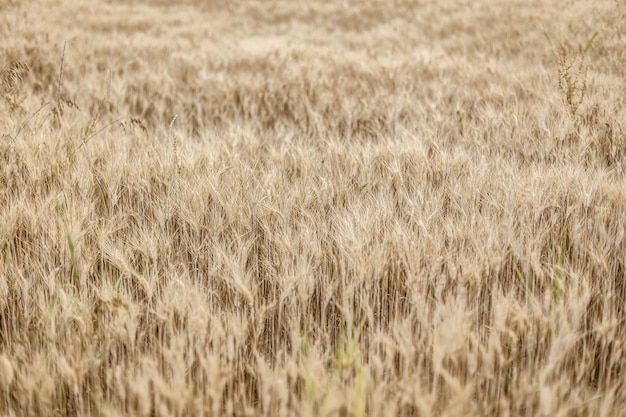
(1, 0, 626, 416)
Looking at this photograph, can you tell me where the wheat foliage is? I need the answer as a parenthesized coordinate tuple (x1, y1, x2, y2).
(1, 0, 626, 416)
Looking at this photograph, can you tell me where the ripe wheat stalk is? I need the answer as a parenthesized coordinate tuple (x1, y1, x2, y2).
(1, 0, 626, 416)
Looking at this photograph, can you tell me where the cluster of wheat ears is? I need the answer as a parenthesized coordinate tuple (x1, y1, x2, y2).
(1, 0, 626, 416)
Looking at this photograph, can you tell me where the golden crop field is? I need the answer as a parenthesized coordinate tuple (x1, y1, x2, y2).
(1, 0, 626, 416)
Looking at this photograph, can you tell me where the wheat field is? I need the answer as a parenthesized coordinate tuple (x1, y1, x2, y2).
(1, 0, 626, 416)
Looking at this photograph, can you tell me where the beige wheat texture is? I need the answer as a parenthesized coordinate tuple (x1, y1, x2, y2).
(1, 0, 626, 416)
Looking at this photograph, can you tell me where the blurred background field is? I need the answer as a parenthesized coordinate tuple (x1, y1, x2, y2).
(1, 0, 626, 416)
